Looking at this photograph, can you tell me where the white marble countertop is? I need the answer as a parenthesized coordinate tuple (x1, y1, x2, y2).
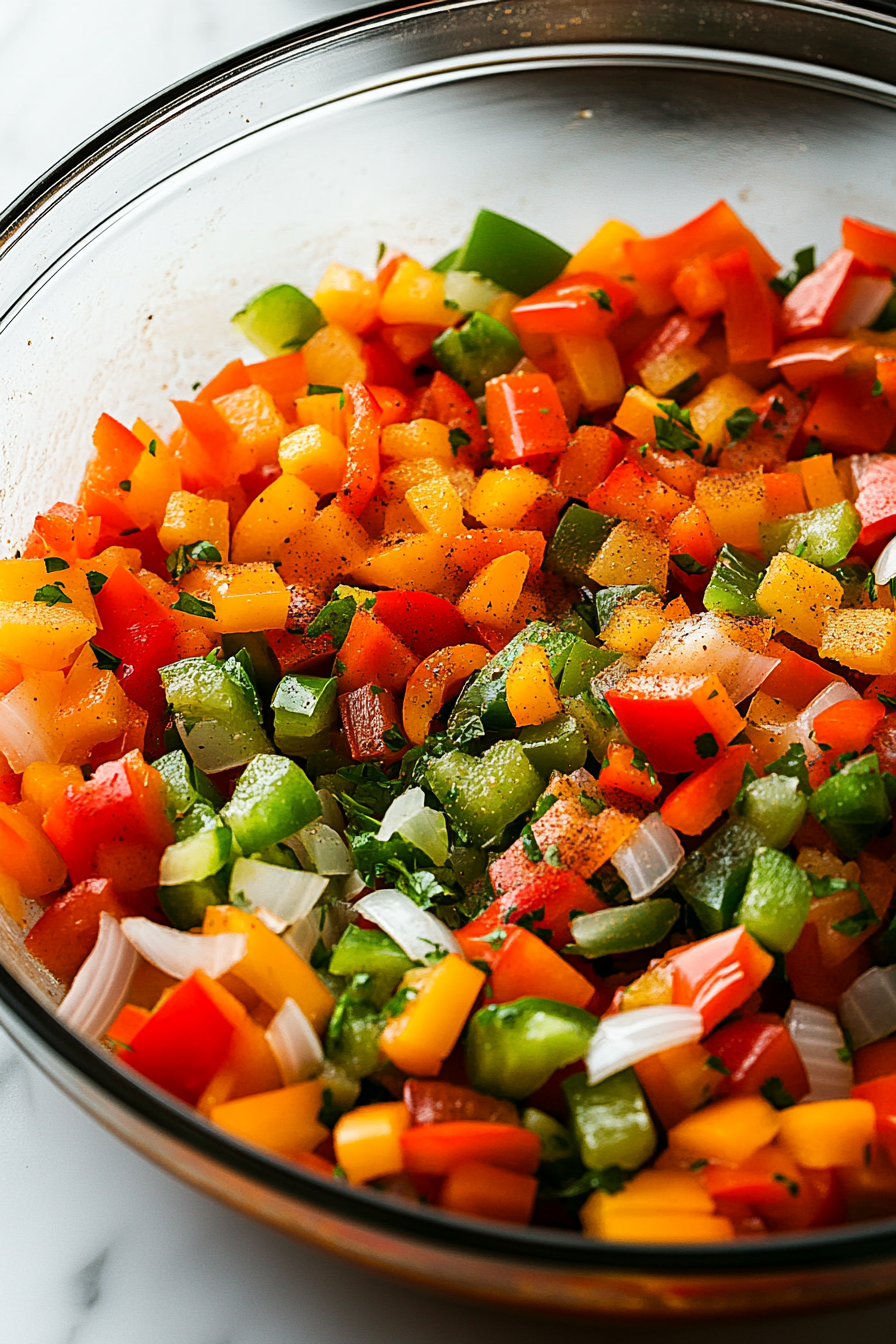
(2, 4, 896, 1340)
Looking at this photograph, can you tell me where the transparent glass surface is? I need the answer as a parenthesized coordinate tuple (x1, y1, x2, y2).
(3, 0, 896, 1314)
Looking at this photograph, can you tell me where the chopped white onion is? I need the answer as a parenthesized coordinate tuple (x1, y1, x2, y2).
(120, 917, 246, 980)
(377, 787, 449, 866)
(340, 869, 367, 902)
(774, 680, 861, 761)
(229, 856, 327, 924)
(443, 269, 504, 313)
(295, 822, 353, 875)
(611, 812, 684, 902)
(355, 889, 462, 963)
(832, 275, 895, 333)
(0, 673, 64, 772)
(255, 907, 289, 935)
(58, 913, 137, 1040)
(641, 613, 779, 705)
(592, 654, 640, 697)
(874, 535, 896, 588)
(784, 1000, 853, 1101)
(317, 788, 345, 835)
(839, 965, 896, 1050)
(265, 997, 323, 1084)
(283, 909, 321, 963)
(586, 1005, 704, 1085)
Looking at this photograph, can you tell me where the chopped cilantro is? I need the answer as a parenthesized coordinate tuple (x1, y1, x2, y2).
(725, 406, 759, 443)
(591, 288, 613, 311)
(672, 552, 707, 575)
(43, 556, 69, 573)
(89, 642, 121, 671)
(695, 732, 718, 759)
(170, 592, 216, 620)
(33, 582, 71, 606)
(448, 427, 472, 455)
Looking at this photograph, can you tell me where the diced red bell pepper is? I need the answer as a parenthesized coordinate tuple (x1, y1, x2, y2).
(627, 312, 710, 382)
(781, 247, 893, 340)
(478, 924, 595, 1009)
(762, 1166, 845, 1232)
(786, 920, 871, 1010)
(587, 459, 689, 532)
(0, 775, 21, 805)
(379, 324, 441, 368)
(485, 373, 569, 465)
(812, 698, 885, 758)
(363, 338, 416, 393)
(703, 1012, 809, 1102)
(670, 255, 728, 319)
(854, 456, 896, 544)
(403, 1079, 518, 1126)
(667, 926, 774, 1033)
(77, 414, 146, 532)
(172, 398, 250, 488)
(660, 743, 757, 837)
(195, 359, 251, 403)
(759, 640, 843, 711)
(246, 351, 310, 418)
(125, 970, 244, 1105)
(623, 200, 780, 291)
(711, 246, 778, 365)
(702, 1145, 804, 1211)
(409, 370, 488, 468)
(22, 501, 101, 562)
(465, 867, 606, 946)
(338, 683, 404, 762)
(852, 1074, 896, 1165)
(854, 1037, 896, 1084)
(767, 339, 860, 393)
(91, 565, 180, 718)
(666, 505, 718, 589)
(598, 742, 662, 807)
(842, 217, 896, 271)
(336, 608, 418, 694)
(266, 627, 335, 676)
(337, 382, 381, 519)
(106, 1003, 152, 1053)
(400, 1121, 541, 1175)
(367, 384, 411, 425)
(438, 1160, 537, 1224)
(42, 750, 174, 888)
(511, 272, 635, 338)
(371, 590, 480, 660)
(605, 672, 743, 776)
(803, 373, 896, 456)
(23, 877, 134, 983)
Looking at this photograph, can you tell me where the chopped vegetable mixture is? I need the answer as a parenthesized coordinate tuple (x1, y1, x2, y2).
(6, 201, 896, 1240)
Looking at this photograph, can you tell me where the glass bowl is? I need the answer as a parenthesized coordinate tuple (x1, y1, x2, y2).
(3, 0, 896, 1316)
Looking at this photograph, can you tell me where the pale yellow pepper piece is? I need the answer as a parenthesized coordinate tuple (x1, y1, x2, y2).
(230, 473, 318, 564)
(279, 424, 347, 494)
(456, 552, 530, 628)
(555, 335, 625, 412)
(777, 1098, 876, 1169)
(0, 557, 99, 627)
(158, 490, 230, 562)
(787, 453, 845, 509)
(405, 476, 465, 536)
(694, 468, 765, 551)
(468, 466, 550, 529)
(380, 956, 485, 1076)
(314, 263, 379, 334)
(586, 521, 669, 595)
(505, 643, 564, 727)
(614, 385, 668, 445)
(818, 608, 896, 675)
(378, 258, 457, 327)
(755, 552, 842, 647)
(381, 418, 453, 463)
(179, 563, 291, 634)
(602, 597, 667, 656)
(334, 1101, 411, 1184)
(301, 324, 367, 386)
(293, 391, 346, 442)
(0, 601, 96, 672)
(686, 373, 758, 451)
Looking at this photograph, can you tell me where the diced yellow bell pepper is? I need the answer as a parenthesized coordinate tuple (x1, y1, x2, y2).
(818, 609, 896, 675)
(214, 384, 287, 469)
(179, 562, 291, 633)
(586, 521, 669, 595)
(294, 391, 347, 442)
(210, 1080, 327, 1157)
(21, 760, 84, 816)
(486, 290, 521, 327)
(602, 597, 667, 656)
(0, 870, 24, 927)
(314, 263, 379, 335)
(202, 905, 334, 1033)
(378, 457, 448, 502)
(506, 643, 564, 727)
(380, 955, 485, 1076)
(788, 452, 845, 509)
(613, 385, 668, 445)
(667, 1095, 781, 1166)
(378, 258, 457, 327)
(280, 501, 369, 593)
(777, 1098, 876, 1169)
(351, 533, 450, 596)
(640, 347, 712, 399)
(301, 324, 367, 387)
(685, 373, 758, 451)
(230, 474, 318, 564)
(581, 1168, 719, 1239)
(405, 476, 465, 536)
(158, 490, 230, 562)
(381, 418, 453, 463)
(555, 335, 624, 411)
(618, 961, 674, 1011)
(0, 558, 99, 627)
(382, 499, 423, 535)
(77, 545, 142, 582)
(126, 440, 182, 530)
(694, 468, 765, 551)
(333, 1101, 411, 1184)
(279, 424, 348, 494)
(455, 551, 530, 627)
(468, 466, 551, 529)
(55, 645, 129, 764)
(565, 218, 641, 275)
(131, 417, 165, 450)
(755, 552, 843, 647)
(0, 601, 96, 672)
(582, 1204, 734, 1243)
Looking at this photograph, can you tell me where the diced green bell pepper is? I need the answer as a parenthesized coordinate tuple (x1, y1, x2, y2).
(569, 899, 680, 958)
(808, 753, 895, 857)
(158, 872, 229, 931)
(675, 817, 765, 934)
(760, 500, 861, 569)
(426, 739, 543, 847)
(328, 926, 414, 1008)
(704, 544, 766, 617)
(736, 773, 806, 849)
(221, 753, 321, 853)
(558, 640, 618, 697)
(221, 631, 282, 699)
(465, 997, 599, 1100)
(734, 847, 813, 954)
(173, 800, 219, 841)
(272, 674, 338, 754)
(522, 1106, 577, 1166)
(518, 713, 588, 776)
(452, 209, 571, 297)
(231, 283, 325, 357)
(432, 311, 523, 399)
(563, 1069, 657, 1172)
(158, 823, 232, 929)
(592, 585, 657, 633)
(325, 975, 384, 1079)
(160, 656, 273, 773)
(562, 692, 617, 761)
(448, 622, 576, 744)
(545, 506, 617, 585)
(154, 749, 220, 818)
(431, 247, 460, 274)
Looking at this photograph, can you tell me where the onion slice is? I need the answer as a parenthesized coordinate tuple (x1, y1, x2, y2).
(611, 812, 684, 902)
(586, 1005, 704, 1085)
(58, 912, 137, 1040)
(641, 613, 778, 705)
(839, 965, 896, 1050)
(265, 997, 323, 1084)
(377, 787, 449, 866)
(784, 999, 852, 1101)
(229, 856, 327, 924)
(120, 917, 246, 981)
(354, 889, 462, 962)
(774, 680, 860, 761)
(874, 535, 896, 588)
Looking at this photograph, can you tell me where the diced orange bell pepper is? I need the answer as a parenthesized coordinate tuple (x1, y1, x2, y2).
(339, 683, 404, 763)
(402, 643, 489, 745)
(768, 337, 859, 392)
(315, 263, 380, 334)
(336, 608, 418, 695)
(803, 373, 896, 455)
(667, 925, 774, 1032)
(408, 370, 488, 468)
(336, 382, 381, 519)
(439, 1160, 537, 1224)
(229, 474, 318, 564)
(401, 1120, 540, 1176)
(485, 373, 569, 464)
(505, 643, 564, 727)
(172, 398, 254, 488)
(20, 761, 83, 817)
(778, 1099, 877, 1168)
(712, 246, 778, 365)
(195, 358, 250, 403)
(552, 424, 624, 500)
(812, 697, 885, 758)
(855, 1038, 896, 1085)
(700, 1144, 804, 1212)
(465, 866, 606, 945)
(23, 501, 101, 563)
(671, 253, 728, 318)
(667, 1094, 782, 1166)
(455, 552, 530, 629)
(704, 1012, 809, 1102)
(211, 1081, 327, 1158)
(666, 505, 718, 589)
(0, 798, 67, 901)
(511, 272, 635, 338)
(660, 743, 757, 837)
(105, 1003, 152, 1053)
(24, 877, 135, 980)
(786, 918, 871, 1010)
(487, 924, 594, 1009)
(380, 955, 485, 1077)
(842, 216, 896, 270)
(334, 1101, 411, 1184)
(598, 742, 662, 806)
(852, 1075, 896, 1165)
(758, 640, 842, 711)
(634, 1042, 724, 1129)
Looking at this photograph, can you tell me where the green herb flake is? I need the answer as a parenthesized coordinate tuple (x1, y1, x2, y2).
(89, 642, 121, 672)
(760, 1077, 797, 1110)
(33, 582, 72, 606)
(772, 1171, 800, 1198)
(672, 552, 707, 575)
(872, 377, 884, 397)
(803, 436, 825, 459)
(383, 725, 408, 752)
(725, 406, 759, 443)
(520, 824, 543, 863)
(148, 439, 157, 457)
(706, 1055, 731, 1075)
(591, 288, 613, 312)
(119, 479, 132, 492)
(448, 427, 472, 455)
(170, 592, 216, 620)
(43, 556, 70, 573)
(85, 570, 108, 595)
(695, 732, 719, 760)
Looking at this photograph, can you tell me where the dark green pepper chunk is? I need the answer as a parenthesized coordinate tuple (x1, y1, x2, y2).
(558, 640, 619, 697)
(272, 674, 338, 754)
(759, 501, 861, 569)
(328, 926, 414, 1008)
(325, 975, 384, 1079)
(675, 817, 765, 934)
(518, 713, 588, 777)
(452, 209, 571, 296)
(734, 847, 813, 954)
(703, 544, 766, 617)
(563, 1069, 657, 1171)
(427, 739, 543, 847)
(448, 621, 576, 744)
(569, 899, 680, 958)
(808, 753, 895, 857)
(465, 997, 599, 1100)
(432, 311, 522, 399)
(545, 505, 617, 584)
